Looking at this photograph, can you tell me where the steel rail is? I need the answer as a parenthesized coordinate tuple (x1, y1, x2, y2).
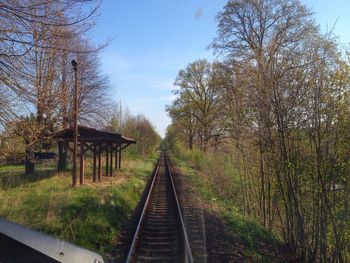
(164, 154, 194, 263)
(124, 156, 162, 263)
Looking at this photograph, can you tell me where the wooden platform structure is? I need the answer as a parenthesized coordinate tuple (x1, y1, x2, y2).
(55, 125, 136, 185)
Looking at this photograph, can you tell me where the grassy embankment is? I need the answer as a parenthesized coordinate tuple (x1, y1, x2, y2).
(0, 154, 157, 256)
(171, 147, 286, 262)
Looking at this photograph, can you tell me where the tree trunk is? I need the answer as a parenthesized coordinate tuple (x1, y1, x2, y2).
(188, 130, 194, 150)
(25, 144, 35, 175)
(259, 137, 267, 227)
(57, 141, 68, 171)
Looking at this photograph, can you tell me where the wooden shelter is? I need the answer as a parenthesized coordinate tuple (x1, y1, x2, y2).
(55, 125, 136, 185)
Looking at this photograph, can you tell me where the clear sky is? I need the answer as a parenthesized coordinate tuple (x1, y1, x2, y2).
(90, 0, 350, 138)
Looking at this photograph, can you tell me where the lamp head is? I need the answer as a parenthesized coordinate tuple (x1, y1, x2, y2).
(71, 59, 77, 69)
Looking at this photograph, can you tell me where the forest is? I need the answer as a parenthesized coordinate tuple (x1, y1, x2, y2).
(165, 0, 350, 262)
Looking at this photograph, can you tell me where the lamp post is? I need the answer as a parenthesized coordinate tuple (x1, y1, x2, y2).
(71, 59, 78, 187)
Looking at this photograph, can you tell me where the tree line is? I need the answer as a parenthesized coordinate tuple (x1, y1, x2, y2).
(106, 102, 161, 157)
(166, 0, 350, 262)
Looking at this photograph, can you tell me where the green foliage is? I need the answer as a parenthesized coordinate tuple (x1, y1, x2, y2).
(166, 59, 227, 151)
(106, 104, 161, 157)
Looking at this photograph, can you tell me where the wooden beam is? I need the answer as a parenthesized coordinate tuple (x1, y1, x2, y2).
(120, 143, 130, 151)
(93, 144, 97, 182)
(65, 141, 133, 152)
(83, 143, 93, 154)
(79, 143, 84, 185)
(58, 137, 135, 144)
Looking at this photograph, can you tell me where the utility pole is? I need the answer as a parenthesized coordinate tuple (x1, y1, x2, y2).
(71, 59, 78, 187)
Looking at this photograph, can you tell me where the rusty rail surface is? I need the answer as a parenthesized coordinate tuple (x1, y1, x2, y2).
(125, 153, 193, 263)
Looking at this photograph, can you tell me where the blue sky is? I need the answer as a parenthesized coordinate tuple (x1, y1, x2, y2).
(90, 0, 350, 138)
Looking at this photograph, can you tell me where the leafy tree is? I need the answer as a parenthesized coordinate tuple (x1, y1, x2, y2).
(168, 59, 227, 151)
(106, 104, 160, 157)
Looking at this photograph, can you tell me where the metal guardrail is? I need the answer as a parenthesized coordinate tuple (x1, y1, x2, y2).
(0, 217, 104, 263)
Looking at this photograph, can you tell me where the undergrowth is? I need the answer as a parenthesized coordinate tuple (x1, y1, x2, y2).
(172, 150, 284, 262)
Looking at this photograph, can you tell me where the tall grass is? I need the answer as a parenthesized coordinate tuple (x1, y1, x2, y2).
(0, 157, 156, 255)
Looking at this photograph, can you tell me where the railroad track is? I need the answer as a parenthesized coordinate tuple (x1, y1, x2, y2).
(124, 153, 193, 263)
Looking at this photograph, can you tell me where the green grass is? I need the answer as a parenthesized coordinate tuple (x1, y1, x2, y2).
(0, 162, 57, 171)
(172, 155, 283, 262)
(0, 155, 157, 256)
(0, 164, 25, 171)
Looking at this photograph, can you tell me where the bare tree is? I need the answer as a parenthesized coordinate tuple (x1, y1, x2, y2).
(0, 0, 113, 174)
(0, 0, 101, 127)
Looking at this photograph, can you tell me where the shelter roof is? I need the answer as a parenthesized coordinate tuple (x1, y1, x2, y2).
(54, 125, 136, 144)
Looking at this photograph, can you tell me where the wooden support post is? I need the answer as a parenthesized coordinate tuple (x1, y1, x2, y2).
(115, 144, 118, 169)
(79, 143, 84, 185)
(93, 144, 97, 182)
(98, 148, 101, 182)
(109, 148, 113, 176)
(118, 146, 122, 170)
(105, 145, 109, 176)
